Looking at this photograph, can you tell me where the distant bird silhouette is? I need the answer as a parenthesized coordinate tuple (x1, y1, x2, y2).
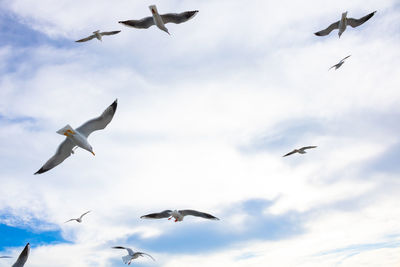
(119, 5, 198, 35)
(12, 243, 29, 267)
(0, 256, 12, 258)
(283, 146, 317, 157)
(112, 246, 155, 265)
(141, 209, 219, 222)
(315, 11, 376, 38)
(329, 55, 351, 70)
(75, 30, 121, 42)
(64, 211, 91, 223)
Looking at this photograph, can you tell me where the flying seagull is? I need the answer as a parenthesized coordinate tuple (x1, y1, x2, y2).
(0, 256, 12, 258)
(314, 11, 376, 38)
(329, 55, 351, 70)
(75, 30, 121, 42)
(119, 5, 198, 35)
(283, 146, 317, 157)
(12, 243, 29, 267)
(141, 209, 219, 222)
(34, 99, 118, 174)
(64, 211, 91, 223)
(112, 246, 155, 265)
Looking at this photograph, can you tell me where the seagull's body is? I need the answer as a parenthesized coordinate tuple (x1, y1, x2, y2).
(329, 55, 351, 70)
(35, 99, 117, 174)
(119, 5, 198, 35)
(75, 30, 121, 42)
(314, 11, 376, 38)
(64, 211, 91, 223)
(141, 209, 219, 222)
(11, 243, 29, 267)
(283, 146, 317, 157)
(112, 246, 155, 265)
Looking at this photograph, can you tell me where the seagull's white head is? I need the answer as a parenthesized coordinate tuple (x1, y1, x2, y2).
(149, 5, 157, 14)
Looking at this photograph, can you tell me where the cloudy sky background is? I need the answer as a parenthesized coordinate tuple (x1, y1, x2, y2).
(0, 0, 400, 266)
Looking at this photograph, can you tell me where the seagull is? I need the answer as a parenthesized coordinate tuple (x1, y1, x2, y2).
(314, 11, 376, 38)
(329, 55, 351, 70)
(64, 211, 91, 223)
(112, 246, 155, 265)
(12, 243, 29, 267)
(34, 99, 118, 174)
(75, 30, 121, 42)
(141, 209, 219, 222)
(283, 146, 317, 157)
(119, 5, 199, 35)
(0, 256, 12, 258)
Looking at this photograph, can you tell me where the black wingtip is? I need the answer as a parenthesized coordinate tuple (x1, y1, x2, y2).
(111, 99, 118, 111)
(34, 167, 47, 175)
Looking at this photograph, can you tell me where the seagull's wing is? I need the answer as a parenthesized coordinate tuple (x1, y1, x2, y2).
(112, 246, 134, 256)
(314, 21, 340, 36)
(140, 210, 172, 219)
(329, 63, 339, 70)
(79, 210, 91, 220)
(179, 210, 219, 220)
(340, 55, 351, 62)
(347, 11, 376, 28)
(75, 99, 117, 138)
(283, 150, 297, 157)
(161, 10, 199, 24)
(75, 34, 96, 42)
(64, 218, 77, 223)
(11, 243, 29, 267)
(118, 17, 155, 29)
(137, 252, 155, 261)
(0, 256, 12, 258)
(301, 146, 317, 150)
(35, 138, 75, 174)
(100, 31, 121, 36)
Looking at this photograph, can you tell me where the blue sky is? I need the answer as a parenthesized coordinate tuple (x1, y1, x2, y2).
(0, 0, 400, 266)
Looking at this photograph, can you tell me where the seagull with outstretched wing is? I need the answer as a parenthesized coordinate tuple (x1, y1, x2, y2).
(119, 5, 198, 35)
(34, 99, 117, 174)
(315, 11, 376, 38)
(329, 55, 351, 70)
(64, 211, 91, 223)
(11, 243, 30, 267)
(112, 246, 155, 265)
(75, 30, 121, 42)
(283, 146, 317, 157)
(141, 209, 219, 222)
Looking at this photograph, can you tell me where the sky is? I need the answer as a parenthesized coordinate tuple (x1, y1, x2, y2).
(0, 0, 400, 266)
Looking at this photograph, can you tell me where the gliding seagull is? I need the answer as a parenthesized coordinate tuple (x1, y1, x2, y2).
(112, 246, 155, 265)
(283, 146, 317, 157)
(12, 243, 30, 267)
(64, 211, 91, 223)
(314, 11, 376, 38)
(141, 209, 219, 222)
(34, 99, 117, 174)
(329, 55, 351, 70)
(75, 30, 121, 42)
(119, 5, 198, 35)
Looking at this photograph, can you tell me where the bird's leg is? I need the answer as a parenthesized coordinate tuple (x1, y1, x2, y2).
(168, 216, 172, 220)
(174, 218, 178, 222)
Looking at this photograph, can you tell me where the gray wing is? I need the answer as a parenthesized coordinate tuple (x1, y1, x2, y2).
(12, 243, 29, 267)
(347, 11, 376, 28)
(0, 256, 12, 258)
(340, 55, 351, 63)
(161, 10, 199, 24)
(75, 34, 96, 42)
(64, 218, 77, 223)
(140, 210, 172, 219)
(118, 17, 155, 29)
(112, 246, 134, 256)
(179, 210, 219, 220)
(137, 252, 155, 261)
(75, 99, 118, 137)
(34, 138, 75, 174)
(100, 30, 121, 36)
(283, 150, 297, 157)
(301, 146, 317, 150)
(79, 210, 91, 219)
(314, 21, 340, 36)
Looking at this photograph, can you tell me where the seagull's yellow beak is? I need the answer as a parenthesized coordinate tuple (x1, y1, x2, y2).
(91, 151, 95, 156)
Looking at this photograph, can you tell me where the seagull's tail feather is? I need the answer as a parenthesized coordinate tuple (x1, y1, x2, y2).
(56, 124, 75, 136)
(122, 255, 131, 264)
